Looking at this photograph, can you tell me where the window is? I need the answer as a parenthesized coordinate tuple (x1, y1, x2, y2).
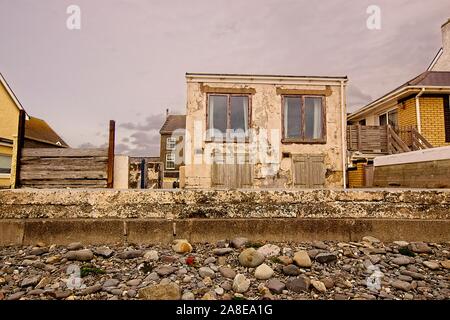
(165, 153, 175, 170)
(282, 96, 325, 142)
(359, 119, 366, 126)
(388, 110, 398, 128)
(378, 109, 398, 128)
(207, 94, 249, 140)
(0, 154, 12, 174)
(166, 137, 176, 150)
(379, 113, 387, 126)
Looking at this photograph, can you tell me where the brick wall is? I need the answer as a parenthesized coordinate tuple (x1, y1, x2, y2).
(348, 162, 365, 188)
(397, 96, 450, 147)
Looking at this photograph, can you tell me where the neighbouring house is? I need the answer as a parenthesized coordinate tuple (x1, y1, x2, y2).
(346, 19, 450, 187)
(0, 73, 68, 188)
(182, 73, 348, 189)
(159, 112, 185, 188)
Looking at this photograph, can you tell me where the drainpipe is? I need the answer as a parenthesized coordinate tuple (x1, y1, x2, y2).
(340, 80, 347, 189)
(415, 88, 425, 133)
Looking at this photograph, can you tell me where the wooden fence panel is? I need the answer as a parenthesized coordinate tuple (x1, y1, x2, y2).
(19, 148, 109, 188)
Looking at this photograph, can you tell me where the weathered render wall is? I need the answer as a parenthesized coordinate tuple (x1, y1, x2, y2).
(1, 189, 450, 220)
(184, 76, 346, 189)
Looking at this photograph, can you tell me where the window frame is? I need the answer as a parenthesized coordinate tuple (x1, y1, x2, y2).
(281, 95, 327, 144)
(165, 153, 175, 170)
(166, 137, 176, 150)
(0, 153, 12, 175)
(206, 93, 251, 142)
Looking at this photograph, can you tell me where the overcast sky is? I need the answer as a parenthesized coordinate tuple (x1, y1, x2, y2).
(0, 0, 448, 155)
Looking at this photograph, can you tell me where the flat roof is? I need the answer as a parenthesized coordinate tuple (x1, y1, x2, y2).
(186, 72, 348, 80)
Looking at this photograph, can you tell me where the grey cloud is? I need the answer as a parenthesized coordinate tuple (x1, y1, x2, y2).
(120, 113, 165, 131)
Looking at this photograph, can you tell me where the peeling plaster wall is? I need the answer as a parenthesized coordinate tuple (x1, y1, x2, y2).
(184, 78, 346, 189)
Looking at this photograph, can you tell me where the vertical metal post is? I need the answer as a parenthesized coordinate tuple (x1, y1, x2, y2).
(107, 120, 115, 188)
(14, 110, 26, 188)
(140, 159, 145, 189)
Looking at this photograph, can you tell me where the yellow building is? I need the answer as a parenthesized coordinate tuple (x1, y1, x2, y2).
(0, 73, 69, 188)
(0, 73, 22, 188)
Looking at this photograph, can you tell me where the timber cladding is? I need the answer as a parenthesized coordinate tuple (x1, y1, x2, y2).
(373, 159, 450, 188)
(19, 148, 109, 188)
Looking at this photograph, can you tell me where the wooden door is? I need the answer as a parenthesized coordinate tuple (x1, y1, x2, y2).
(292, 154, 325, 188)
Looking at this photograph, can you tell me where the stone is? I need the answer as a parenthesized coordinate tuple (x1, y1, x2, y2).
(286, 277, 310, 293)
(103, 279, 120, 288)
(213, 248, 233, 256)
(307, 249, 320, 258)
(312, 241, 328, 250)
(408, 242, 432, 254)
(423, 261, 440, 270)
(293, 250, 312, 268)
(391, 280, 412, 291)
(215, 287, 224, 295)
(30, 247, 48, 256)
(202, 292, 216, 300)
(315, 252, 338, 264)
(311, 280, 327, 293)
(219, 267, 236, 279)
(36, 277, 50, 289)
(172, 239, 193, 254)
(321, 277, 335, 289)
(126, 279, 141, 287)
(441, 260, 450, 269)
(391, 256, 412, 265)
(282, 264, 300, 276)
(138, 283, 181, 300)
(257, 244, 281, 257)
(232, 274, 250, 293)
(230, 237, 248, 249)
(181, 291, 195, 300)
(204, 257, 216, 264)
(160, 255, 178, 263)
(144, 272, 160, 282)
(7, 292, 25, 300)
(277, 256, 293, 265)
(64, 249, 94, 261)
(254, 264, 274, 280)
(21, 276, 40, 288)
(54, 290, 71, 299)
(267, 279, 285, 294)
(93, 247, 114, 258)
(362, 236, 380, 244)
(143, 250, 159, 261)
(154, 266, 177, 276)
(117, 250, 143, 259)
(238, 248, 265, 268)
(199, 267, 215, 278)
(400, 270, 425, 280)
(67, 242, 83, 250)
(80, 284, 102, 295)
(393, 241, 409, 247)
(45, 255, 61, 264)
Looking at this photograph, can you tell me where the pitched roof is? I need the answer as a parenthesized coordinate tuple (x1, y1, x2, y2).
(404, 71, 450, 86)
(348, 71, 450, 120)
(25, 117, 69, 147)
(159, 115, 186, 134)
(0, 73, 25, 111)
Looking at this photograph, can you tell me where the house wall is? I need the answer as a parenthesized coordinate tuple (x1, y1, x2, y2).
(0, 81, 19, 187)
(184, 78, 346, 189)
(398, 96, 450, 147)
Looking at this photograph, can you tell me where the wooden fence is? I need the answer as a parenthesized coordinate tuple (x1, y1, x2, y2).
(347, 125, 433, 155)
(17, 120, 115, 189)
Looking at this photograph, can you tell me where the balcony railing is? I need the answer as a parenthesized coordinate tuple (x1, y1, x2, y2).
(347, 125, 432, 154)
